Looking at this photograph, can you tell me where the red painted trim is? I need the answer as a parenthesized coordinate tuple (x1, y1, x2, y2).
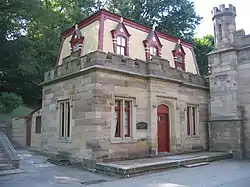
(125, 101, 130, 137)
(56, 37, 66, 66)
(187, 106, 191, 136)
(98, 13, 105, 50)
(144, 31, 163, 60)
(70, 36, 84, 56)
(61, 11, 102, 38)
(101, 9, 193, 48)
(115, 100, 121, 137)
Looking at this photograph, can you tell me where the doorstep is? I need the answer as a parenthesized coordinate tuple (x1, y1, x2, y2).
(95, 151, 232, 178)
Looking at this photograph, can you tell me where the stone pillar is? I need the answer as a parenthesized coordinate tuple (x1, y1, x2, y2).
(148, 79, 158, 156)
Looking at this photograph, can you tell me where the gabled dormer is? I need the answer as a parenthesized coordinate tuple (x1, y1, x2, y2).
(143, 26, 163, 60)
(172, 39, 186, 71)
(70, 24, 84, 56)
(111, 17, 131, 56)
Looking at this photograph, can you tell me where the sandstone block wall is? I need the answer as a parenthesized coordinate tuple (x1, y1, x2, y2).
(30, 110, 42, 151)
(41, 51, 208, 164)
(11, 118, 26, 147)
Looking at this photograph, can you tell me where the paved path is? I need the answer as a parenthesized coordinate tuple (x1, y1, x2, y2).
(92, 159, 250, 187)
(0, 149, 114, 187)
(1, 149, 250, 187)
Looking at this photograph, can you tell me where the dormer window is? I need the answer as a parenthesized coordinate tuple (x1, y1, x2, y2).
(116, 36, 127, 55)
(70, 24, 84, 56)
(172, 39, 186, 71)
(111, 17, 131, 56)
(143, 26, 163, 61)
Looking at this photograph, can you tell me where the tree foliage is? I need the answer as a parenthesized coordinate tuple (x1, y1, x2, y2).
(0, 0, 209, 109)
(0, 92, 23, 113)
(105, 0, 202, 41)
(194, 35, 214, 76)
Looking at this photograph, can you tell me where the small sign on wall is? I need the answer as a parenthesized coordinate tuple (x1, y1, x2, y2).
(136, 122, 148, 130)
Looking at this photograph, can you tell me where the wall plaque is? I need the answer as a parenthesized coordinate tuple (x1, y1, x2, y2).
(136, 122, 148, 130)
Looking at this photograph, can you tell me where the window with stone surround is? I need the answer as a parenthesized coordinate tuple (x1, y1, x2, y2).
(114, 99, 132, 138)
(186, 105, 198, 136)
(35, 116, 42, 134)
(59, 100, 71, 138)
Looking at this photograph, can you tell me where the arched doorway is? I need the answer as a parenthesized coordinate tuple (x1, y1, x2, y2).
(157, 104, 170, 152)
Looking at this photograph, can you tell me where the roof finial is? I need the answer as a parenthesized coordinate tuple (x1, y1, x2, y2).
(75, 23, 78, 30)
(178, 39, 181, 44)
(120, 17, 123, 23)
(152, 24, 156, 31)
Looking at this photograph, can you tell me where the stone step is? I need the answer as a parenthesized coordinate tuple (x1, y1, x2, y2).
(0, 148, 4, 153)
(0, 169, 24, 176)
(0, 164, 12, 171)
(0, 159, 8, 164)
(95, 152, 233, 178)
(183, 162, 210, 168)
(0, 153, 6, 158)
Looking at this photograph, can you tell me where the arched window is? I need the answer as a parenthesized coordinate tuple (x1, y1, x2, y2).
(116, 36, 127, 55)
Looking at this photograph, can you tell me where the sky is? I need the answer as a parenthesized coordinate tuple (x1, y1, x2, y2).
(194, 0, 249, 38)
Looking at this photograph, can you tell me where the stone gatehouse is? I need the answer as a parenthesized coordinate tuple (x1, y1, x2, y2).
(39, 9, 209, 166)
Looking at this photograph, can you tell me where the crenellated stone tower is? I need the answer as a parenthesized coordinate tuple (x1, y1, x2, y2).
(208, 4, 250, 158)
(212, 4, 236, 48)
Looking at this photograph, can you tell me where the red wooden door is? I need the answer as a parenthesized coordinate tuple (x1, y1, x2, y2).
(157, 105, 170, 152)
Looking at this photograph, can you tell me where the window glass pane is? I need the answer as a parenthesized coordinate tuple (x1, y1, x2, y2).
(115, 101, 120, 107)
(153, 47, 157, 54)
(187, 106, 191, 135)
(124, 110, 129, 135)
(121, 37, 126, 46)
(67, 102, 70, 137)
(117, 37, 121, 45)
(116, 46, 120, 54)
(120, 47, 125, 55)
(192, 107, 196, 135)
(60, 103, 64, 137)
(150, 46, 157, 56)
(114, 100, 121, 137)
(35, 116, 41, 134)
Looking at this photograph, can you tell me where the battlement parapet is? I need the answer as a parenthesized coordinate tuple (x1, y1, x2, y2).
(43, 51, 208, 88)
(234, 29, 250, 48)
(212, 4, 236, 19)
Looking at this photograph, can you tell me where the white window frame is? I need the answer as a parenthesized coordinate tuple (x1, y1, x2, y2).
(116, 36, 126, 55)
